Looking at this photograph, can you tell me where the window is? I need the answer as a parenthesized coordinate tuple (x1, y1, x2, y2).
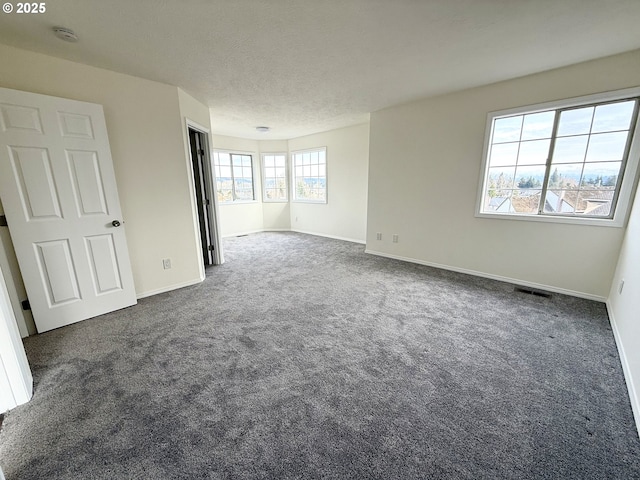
(262, 153, 288, 202)
(478, 89, 640, 225)
(292, 147, 327, 203)
(213, 151, 255, 203)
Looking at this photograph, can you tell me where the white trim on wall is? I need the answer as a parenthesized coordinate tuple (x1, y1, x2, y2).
(364, 249, 607, 302)
(475, 86, 640, 228)
(136, 276, 204, 299)
(606, 301, 640, 438)
(291, 229, 365, 245)
(260, 152, 289, 203)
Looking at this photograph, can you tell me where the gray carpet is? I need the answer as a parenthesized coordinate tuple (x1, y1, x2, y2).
(0, 231, 639, 479)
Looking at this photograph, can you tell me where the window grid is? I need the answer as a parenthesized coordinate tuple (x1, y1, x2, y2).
(262, 153, 288, 202)
(482, 96, 639, 220)
(213, 151, 255, 203)
(292, 148, 327, 203)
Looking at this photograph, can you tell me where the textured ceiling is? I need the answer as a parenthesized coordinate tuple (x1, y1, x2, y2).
(1, 0, 640, 139)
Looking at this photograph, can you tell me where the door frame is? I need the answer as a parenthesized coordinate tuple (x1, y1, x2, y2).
(185, 119, 224, 267)
(0, 263, 32, 413)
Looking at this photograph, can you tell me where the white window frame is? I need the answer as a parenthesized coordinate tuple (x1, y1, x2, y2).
(476, 87, 640, 227)
(291, 147, 328, 204)
(261, 152, 289, 203)
(212, 149, 257, 204)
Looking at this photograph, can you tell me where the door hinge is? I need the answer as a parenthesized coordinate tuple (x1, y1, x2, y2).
(21, 299, 30, 311)
(197, 149, 205, 156)
(0, 215, 7, 227)
(208, 245, 215, 251)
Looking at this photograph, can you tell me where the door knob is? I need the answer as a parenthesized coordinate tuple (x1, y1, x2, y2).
(112, 220, 121, 227)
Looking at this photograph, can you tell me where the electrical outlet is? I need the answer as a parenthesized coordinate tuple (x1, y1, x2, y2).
(163, 258, 171, 270)
(392, 234, 399, 243)
(376, 232, 382, 240)
(619, 279, 625, 294)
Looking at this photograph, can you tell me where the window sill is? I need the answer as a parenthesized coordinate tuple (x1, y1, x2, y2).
(475, 211, 624, 227)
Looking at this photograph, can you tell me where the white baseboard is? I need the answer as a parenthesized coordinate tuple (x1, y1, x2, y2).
(222, 228, 366, 245)
(606, 301, 640, 439)
(221, 229, 266, 238)
(136, 276, 204, 300)
(291, 229, 366, 245)
(364, 249, 606, 302)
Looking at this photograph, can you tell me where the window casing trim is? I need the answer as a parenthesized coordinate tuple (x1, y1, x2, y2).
(212, 149, 258, 204)
(475, 87, 640, 227)
(291, 146, 328, 204)
(261, 152, 289, 203)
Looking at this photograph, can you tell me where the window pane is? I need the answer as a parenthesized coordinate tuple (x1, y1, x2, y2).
(585, 131, 629, 162)
(515, 165, 545, 189)
(275, 167, 286, 178)
(511, 190, 541, 213)
(557, 107, 594, 137)
(232, 155, 242, 166)
(521, 111, 555, 141)
(489, 142, 519, 166)
(551, 164, 583, 188)
(580, 162, 621, 188)
(293, 148, 325, 202)
(493, 116, 522, 143)
(220, 166, 232, 178)
(486, 191, 514, 213)
(275, 156, 286, 167)
(576, 190, 614, 216)
(481, 94, 638, 220)
(543, 190, 575, 214)
(592, 101, 635, 133)
(218, 152, 231, 166)
(487, 167, 515, 196)
(517, 139, 550, 165)
(552, 136, 588, 163)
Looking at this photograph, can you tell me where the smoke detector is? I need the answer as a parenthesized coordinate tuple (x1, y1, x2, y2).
(53, 27, 78, 42)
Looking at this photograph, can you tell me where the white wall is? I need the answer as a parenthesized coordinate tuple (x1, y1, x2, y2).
(367, 49, 640, 299)
(210, 125, 369, 242)
(0, 44, 203, 302)
(608, 178, 640, 433)
(289, 123, 370, 243)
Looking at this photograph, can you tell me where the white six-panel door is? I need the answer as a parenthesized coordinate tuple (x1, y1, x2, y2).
(0, 87, 137, 333)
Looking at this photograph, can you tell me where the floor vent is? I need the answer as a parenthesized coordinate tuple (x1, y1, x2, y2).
(514, 286, 552, 298)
